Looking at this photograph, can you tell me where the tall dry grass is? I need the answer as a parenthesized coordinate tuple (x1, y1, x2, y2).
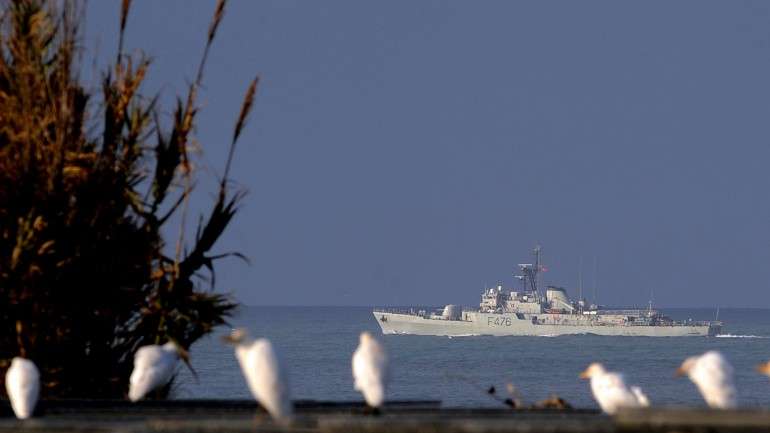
(0, 0, 255, 398)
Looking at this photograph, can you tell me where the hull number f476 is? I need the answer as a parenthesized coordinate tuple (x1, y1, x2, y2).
(488, 317, 512, 326)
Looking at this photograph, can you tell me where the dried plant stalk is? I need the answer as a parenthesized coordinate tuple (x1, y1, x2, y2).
(0, 0, 256, 398)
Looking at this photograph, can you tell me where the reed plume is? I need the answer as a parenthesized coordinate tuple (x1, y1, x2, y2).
(0, 0, 256, 398)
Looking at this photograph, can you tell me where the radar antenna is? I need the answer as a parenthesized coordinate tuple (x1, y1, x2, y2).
(517, 245, 543, 301)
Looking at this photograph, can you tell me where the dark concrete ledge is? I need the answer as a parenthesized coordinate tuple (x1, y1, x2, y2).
(0, 401, 767, 433)
(2, 399, 440, 416)
(615, 407, 770, 432)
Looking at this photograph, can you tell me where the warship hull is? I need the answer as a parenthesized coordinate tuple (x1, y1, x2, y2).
(374, 311, 720, 337)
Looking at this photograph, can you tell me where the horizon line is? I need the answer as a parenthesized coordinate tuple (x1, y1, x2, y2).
(239, 304, 770, 309)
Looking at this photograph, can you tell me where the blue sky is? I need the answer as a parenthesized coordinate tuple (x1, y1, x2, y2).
(84, 1, 770, 307)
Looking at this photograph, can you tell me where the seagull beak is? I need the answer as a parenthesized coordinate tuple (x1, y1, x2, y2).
(578, 369, 589, 379)
(221, 330, 244, 345)
(221, 334, 237, 345)
(674, 366, 686, 377)
(756, 362, 770, 375)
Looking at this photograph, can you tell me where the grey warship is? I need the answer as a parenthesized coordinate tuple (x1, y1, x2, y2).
(374, 246, 722, 337)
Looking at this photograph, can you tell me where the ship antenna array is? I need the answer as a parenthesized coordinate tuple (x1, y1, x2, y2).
(534, 245, 541, 296)
(517, 245, 542, 300)
(648, 287, 653, 316)
(592, 256, 598, 307)
(578, 255, 583, 312)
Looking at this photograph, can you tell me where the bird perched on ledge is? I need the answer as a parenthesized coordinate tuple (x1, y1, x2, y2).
(223, 329, 293, 421)
(352, 331, 389, 413)
(580, 362, 650, 414)
(676, 350, 736, 409)
(533, 395, 573, 410)
(5, 357, 39, 419)
(129, 341, 195, 402)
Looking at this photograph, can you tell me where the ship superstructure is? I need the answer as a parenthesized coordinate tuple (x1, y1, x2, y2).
(374, 246, 722, 337)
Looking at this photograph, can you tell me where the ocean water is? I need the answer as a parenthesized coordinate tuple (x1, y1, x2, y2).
(175, 307, 770, 409)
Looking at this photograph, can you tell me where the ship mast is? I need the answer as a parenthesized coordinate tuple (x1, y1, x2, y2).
(648, 287, 654, 316)
(578, 256, 583, 310)
(517, 245, 542, 300)
(534, 245, 541, 293)
(592, 256, 598, 308)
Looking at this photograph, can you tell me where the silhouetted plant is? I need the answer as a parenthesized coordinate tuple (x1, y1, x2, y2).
(0, 0, 256, 398)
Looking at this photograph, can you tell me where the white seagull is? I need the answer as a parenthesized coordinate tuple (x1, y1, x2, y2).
(5, 357, 40, 419)
(128, 341, 193, 402)
(352, 331, 389, 410)
(579, 363, 650, 414)
(676, 350, 737, 409)
(223, 329, 293, 420)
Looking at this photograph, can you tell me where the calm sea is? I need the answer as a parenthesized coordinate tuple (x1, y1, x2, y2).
(175, 307, 770, 409)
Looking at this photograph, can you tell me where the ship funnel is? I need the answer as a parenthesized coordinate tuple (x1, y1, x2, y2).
(546, 286, 574, 312)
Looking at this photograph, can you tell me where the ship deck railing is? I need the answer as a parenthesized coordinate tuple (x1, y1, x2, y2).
(374, 307, 421, 314)
(373, 307, 475, 321)
(373, 307, 435, 317)
(373, 307, 476, 313)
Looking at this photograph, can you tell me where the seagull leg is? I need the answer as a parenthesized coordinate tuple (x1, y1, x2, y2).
(362, 405, 381, 416)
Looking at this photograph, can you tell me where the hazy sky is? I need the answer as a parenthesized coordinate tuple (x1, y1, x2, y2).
(84, 1, 770, 308)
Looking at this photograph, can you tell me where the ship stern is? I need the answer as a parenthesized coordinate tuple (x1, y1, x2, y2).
(708, 321, 723, 337)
